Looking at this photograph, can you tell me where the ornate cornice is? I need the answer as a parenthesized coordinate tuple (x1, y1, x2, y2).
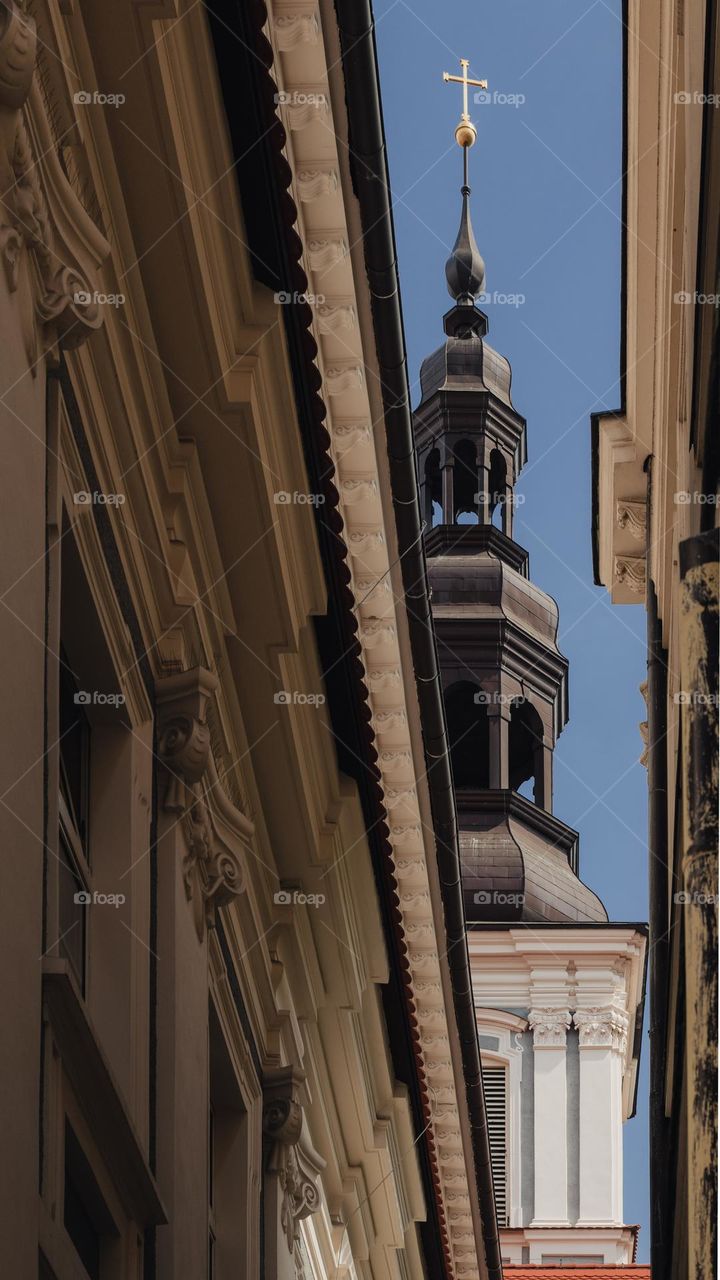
(528, 1007, 571, 1047)
(271, 13, 482, 1272)
(574, 1006, 630, 1056)
(156, 667, 251, 939)
(262, 1066, 326, 1251)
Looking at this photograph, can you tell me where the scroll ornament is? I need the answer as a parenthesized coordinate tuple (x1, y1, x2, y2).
(0, 1, 106, 360)
(156, 668, 249, 939)
(262, 1067, 326, 1251)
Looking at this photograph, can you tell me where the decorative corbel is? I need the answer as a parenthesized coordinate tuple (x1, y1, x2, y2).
(0, 1, 108, 359)
(639, 679, 649, 768)
(156, 667, 249, 939)
(616, 497, 647, 542)
(156, 666, 217, 811)
(262, 1066, 326, 1251)
(614, 554, 646, 595)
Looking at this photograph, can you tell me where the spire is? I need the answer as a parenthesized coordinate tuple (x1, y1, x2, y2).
(442, 59, 488, 335)
(445, 175, 485, 305)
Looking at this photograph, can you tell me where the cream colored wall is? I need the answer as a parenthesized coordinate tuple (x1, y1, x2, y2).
(0, 2, 447, 1277)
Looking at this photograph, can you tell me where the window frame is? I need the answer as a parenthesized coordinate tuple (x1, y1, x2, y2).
(477, 1008, 528, 1228)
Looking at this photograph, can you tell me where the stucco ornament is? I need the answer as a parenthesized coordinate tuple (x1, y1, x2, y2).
(156, 667, 250, 939)
(262, 1067, 326, 1251)
(0, 0, 107, 362)
(528, 1007, 571, 1047)
(574, 1006, 630, 1056)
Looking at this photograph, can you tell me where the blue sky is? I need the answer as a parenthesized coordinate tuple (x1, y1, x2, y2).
(374, 0, 650, 1256)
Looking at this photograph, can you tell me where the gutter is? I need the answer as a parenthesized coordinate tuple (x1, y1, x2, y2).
(333, 4, 503, 1277)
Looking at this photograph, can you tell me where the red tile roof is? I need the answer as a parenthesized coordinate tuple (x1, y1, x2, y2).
(504, 1269, 651, 1279)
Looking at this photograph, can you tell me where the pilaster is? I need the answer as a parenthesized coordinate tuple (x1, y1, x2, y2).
(574, 1003, 628, 1226)
(528, 1006, 571, 1227)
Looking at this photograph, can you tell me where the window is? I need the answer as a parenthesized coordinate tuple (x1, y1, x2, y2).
(453, 439, 479, 523)
(423, 448, 442, 527)
(208, 1003, 250, 1279)
(63, 1122, 116, 1278)
(445, 680, 490, 789)
(488, 449, 507, 531)
(208, 1103, 216, 1279)
(542, 1257, 604, 1266)
(508, 697, 545, 804)
(482, 1061, 509, 1227)
(58, 658, 91, 990)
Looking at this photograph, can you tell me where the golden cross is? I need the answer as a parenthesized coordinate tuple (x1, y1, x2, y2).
(442, 58, 488, 121)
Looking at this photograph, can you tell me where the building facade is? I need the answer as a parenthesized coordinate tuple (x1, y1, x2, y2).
(592, 0, 718, 1276)
(0, 2, 502, 1278)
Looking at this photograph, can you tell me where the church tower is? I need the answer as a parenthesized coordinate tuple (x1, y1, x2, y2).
(415, 63, 647, 1269)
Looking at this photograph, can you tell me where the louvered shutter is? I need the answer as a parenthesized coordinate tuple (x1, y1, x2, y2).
(482, 1063, 509, 1226)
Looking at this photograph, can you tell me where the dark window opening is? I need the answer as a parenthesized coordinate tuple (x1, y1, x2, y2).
(445, 681, 490, 789)
(453, 440, 478, 524)
(423, 448, 442, 527)
(59, 658, 90, 856)
(488, 449, 507, 530)
(63, 1123, 116, 1279)
(508, 698, 544, 801)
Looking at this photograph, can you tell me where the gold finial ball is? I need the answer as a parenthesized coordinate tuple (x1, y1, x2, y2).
(455, 118, 477, 148)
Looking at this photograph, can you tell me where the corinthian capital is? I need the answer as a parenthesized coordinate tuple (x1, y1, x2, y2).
(573, 1006, 630, 1056)
(528, 1007, 571, 1047)
(263, 1066, 326, 1251)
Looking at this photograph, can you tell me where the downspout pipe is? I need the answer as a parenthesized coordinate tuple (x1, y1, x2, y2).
(333, 5, 503, 1278)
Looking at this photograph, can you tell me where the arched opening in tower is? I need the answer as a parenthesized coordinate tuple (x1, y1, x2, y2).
(453, 439, 478, 524)
(423, 447, 442, 527)
(488, 448, 507, 531)
(508, 697, 544, 802)
(444, 680, 490, 789)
